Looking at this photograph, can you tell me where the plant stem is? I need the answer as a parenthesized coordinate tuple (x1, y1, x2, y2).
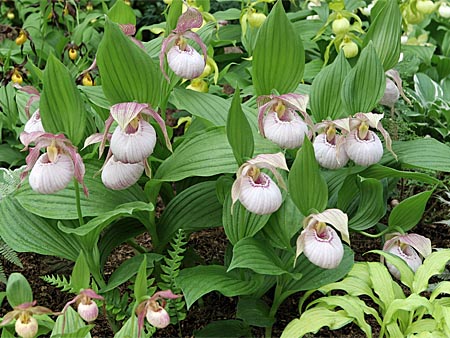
(265, 281, 284, 338)
(74, 179, 84, 226)
(126, 239, 147, 254)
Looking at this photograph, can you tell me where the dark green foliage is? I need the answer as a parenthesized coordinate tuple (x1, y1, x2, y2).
(41, 274, 75, 293)
(0, 239, 22, 284)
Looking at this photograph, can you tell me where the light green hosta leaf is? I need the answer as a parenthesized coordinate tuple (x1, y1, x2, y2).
(223, 196, 271, 245)
(370, 250, 414, 289)
(430, 281, 450, 302)
(0, 197, 82, 261)
(413, 249, 450, 294)
(51, 306, 93, 338)
(6, 273, 33, 308)
(40, 54, 86, 146)
(361, 164, 440, 185)
(388, 190, 433, 232)
(405, 319, 442, 337)
(228, 238, 300, 279)
(363, 0, 401, 70)
(227, 88, 254, 165)
(176, 265, 263, 308)
(414, 73, 443, 107)
(341, 42, 385, 114)
(288, 138, 328, 215)
(281, 308, 353, 338)
(367, 262, 398, 311)
(383, 294, 432, 328)
(15, 161, 146, 220)
(97, 19, 161, 106)
(252, 1, 305, 95)
(78, 85, 110, 110)
(310, 51, 351, 121)
(166, 0, 183, 34)
(156, 181, 223, 250)
(348, 178, 386, 231)
(391, 138, 450, 172)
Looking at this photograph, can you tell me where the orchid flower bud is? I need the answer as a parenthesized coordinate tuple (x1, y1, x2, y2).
(339, 37, 359, 58)
(257, 94, 312, 149)
(313, 123, 349, 169)
(382, 233, 432, 279)
(380, 69, 411, 109)
(247, 9, 266, 28)
(296, 209, 350, 269)
(439, 2, 450, 18)
(331, 15, 350, 35)
(24, 110, 45, 133)
(101, 155, 145, 190)
(15, 314, 38, 338)
(232, 153, 289, 215)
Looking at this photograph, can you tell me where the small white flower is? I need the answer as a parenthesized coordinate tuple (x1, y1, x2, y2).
(167, 45, 205, 79)
(296, 209, 350, 269)
(101, 156, 145, 190)
(232, 153, 289, 215)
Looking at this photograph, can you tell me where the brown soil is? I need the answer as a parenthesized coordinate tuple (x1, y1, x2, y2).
(1, 187, 449, 338)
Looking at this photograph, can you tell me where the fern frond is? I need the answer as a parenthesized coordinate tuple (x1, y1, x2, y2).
(0, 264, 6, 284)
(0, 239, 22, 268)
(41, 274, 75, 293)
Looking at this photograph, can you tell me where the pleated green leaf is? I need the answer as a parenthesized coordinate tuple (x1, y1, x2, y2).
(15, 162, 146, 220)
(310, 51, 351, 121)
(0, 197, 82, 261)
(96, 19, 161, 106)
(107, 0, 136, 25)
(236, 298, 275, 328)
(40, 54, 86, 146)
(360, 164, 440, 185)
(134, 255, 148, 302)
(228, 238, 301, 279)
(51, 306, 93, 338)
(157, 181, 223, 249)
(341, 42, 386, 114)
(288, 138, 328, 215)
(6, 273, 33, 308)
(223, 196, 271, 245)
(348, 178, 386, 231)
(388, 190, 433, 232)
(176, 265, 263, 308)
(166, 0, 183, 34)
(413, 250, 450, 294)
(363, 0, 402, 71)
(227, 88, 254, 165)
(252, 0, 305, 95)
(71, 252, 90, 293)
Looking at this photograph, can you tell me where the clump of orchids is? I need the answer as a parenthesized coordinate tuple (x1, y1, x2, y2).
(382, 232, 432, 279)
(232, 153, 289, 215)
(0, 301, 53, 338)
(160, 6, 207, 80)
(136, 290, 182, 337)
(85, 102, 171, 190)
(296, 209, 350, 269)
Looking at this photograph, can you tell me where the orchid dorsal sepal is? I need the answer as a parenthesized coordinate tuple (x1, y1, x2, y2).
(384, 232, 432, 259)
(304, 208, 350, 244)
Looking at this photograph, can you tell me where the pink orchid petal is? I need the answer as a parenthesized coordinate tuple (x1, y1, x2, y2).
(81, 289, 104, 300)
(100, 116, 115, 158)
(183, 31, 208, 62)
(279, 93, 309, 113)
(143, 108, 173, 152)
(231, 177, 242, 213)
(119, 24, 136, 36)
(295, 231, 307, 264)
(83, 133, 106, 149)
(110, 102, 148, 130)
(334, 117, 351, 133)
(175, 7, 203, 33)
(20, 147, 41, 181)
(160, 35, 177, 81)
(248, 152, 289, 172)
(25, 96, 40, 119)
(0, 311, 19, 326)
(152, 290, 182, 300)
(257, 100, 275, 137)
(398, 233, 432, 258)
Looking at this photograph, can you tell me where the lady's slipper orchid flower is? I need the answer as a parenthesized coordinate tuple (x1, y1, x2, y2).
(0, 301, 53, 338)
(60, 289, 104, 323)
(382, 232, 432, 279)
(13, 84, 44, 133)
(345, 113, 396, 166)
(99, 102, 172, 164)
(160, 7, 207, 80)
(296, 209, 350, 269)
(313, 120, 349, 169)
(136, 290, 182, 338)
(20, 132, 88, 196)
(101, 155, 145, 190)
(257, 94, 312, 149)
(379, 69, 411, 111)
(232, 153, 289, 215)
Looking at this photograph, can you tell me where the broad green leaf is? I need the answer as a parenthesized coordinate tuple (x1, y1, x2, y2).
(369, 250, 414, 289)
(310, 51, 351, 121)
(51, 306, 93, 338)
(0, 144, 25, 166)
(40, 54, 86, 146)
(252, 1, 305, 95)
(360, 164, 440, 185)
(71, 252, 90, 292)
(228, 238, 300, 278)
(236, 297, 275, 327)
(405, 319, 442, 337)
(281, 308, 353, 338)
(6, 273, 33, 308)
(101, 253, 163, 293)
(157, 181, 223, 250)
(114, 316, 138, 338)
(363, 0, 401, 70)
(388, 190, 433, 232)
(341, 42, 385, 114)
(367, 262, 396, 311)
(134, 255, 148, 302)
(227, 88, 254, 165)
(155, 127, 278, 182)
(176, 265, 263, 308)
(166, 0, 183, 34)
(194, 320, 251, 338)
(413, 249, 450, 294)
(0, 197, 81, 261)
(383, 294, 432, 326)
(223, 196, 271, 245)
(288, 138, 328, 215)
(263, 195, 303, 249)
(15, 161, 147, 220)
(78, 85, 110, 110)
(96, 19, 161, 106)
(392, 138, 450, 172)
(107, 0, 136, 25)
(430, 281, 450, 302)
(348, 178, 386, 231)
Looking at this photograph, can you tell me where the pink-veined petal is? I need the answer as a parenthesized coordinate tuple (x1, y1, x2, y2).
(398, 233, 432, 258)
(313, 133, 349, 169)
(333, 117, 351, 133)
(309, 209, 350, 245)
(78, 302, 99, 322)
(167, 44, 205, 79)
(279, 93, 309, 113)
(100, 116, 115, 158)
(143, 107, 173, 152)
(81, 289, 104, 300)
(248, 152, 289, 172)
(183, 30, 208, 61)
(152, 290, 182, 300)
(160, 34, 177, 81)
(119, 23, 136, 36)
(257, 100, 275, 136)
(83, 133, 106, 149)
(146, 306, 170, 329)
(262, 111, 309, 149)
(175, 7, 203, 33)
(110, 102, 148, 130)
(101, 156, 144, 190)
